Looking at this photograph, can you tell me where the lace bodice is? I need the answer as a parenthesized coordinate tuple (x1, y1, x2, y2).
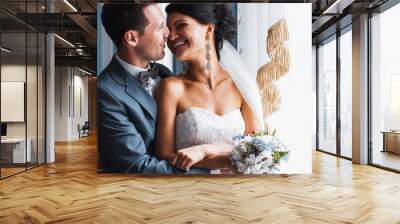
(175, 107, 245, 150)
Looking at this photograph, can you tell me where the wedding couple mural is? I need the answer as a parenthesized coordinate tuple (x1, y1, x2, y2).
(97, 3, 312, 175)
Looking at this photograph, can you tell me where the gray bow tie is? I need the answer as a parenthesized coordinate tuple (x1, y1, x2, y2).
(138, 65, 159, 84)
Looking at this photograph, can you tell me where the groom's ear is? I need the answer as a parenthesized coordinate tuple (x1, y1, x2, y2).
(124, 30, 140, 47)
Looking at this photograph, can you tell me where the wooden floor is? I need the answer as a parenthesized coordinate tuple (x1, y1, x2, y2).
(1, 167, 26, 178)
(1, 135, 400, 223)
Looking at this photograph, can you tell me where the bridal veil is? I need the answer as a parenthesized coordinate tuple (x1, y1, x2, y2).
(219, 40, 265, 129)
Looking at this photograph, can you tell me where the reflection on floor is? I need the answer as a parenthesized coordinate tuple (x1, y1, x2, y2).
(0, 163, 42, 178)
(373, 150, 400, 171)
(0, 167, 25, 177)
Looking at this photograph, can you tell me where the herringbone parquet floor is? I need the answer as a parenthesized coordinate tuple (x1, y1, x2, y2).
(1, 134, 400, 223)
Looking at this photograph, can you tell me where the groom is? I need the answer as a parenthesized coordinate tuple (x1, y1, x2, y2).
(98, 3, 210, 174)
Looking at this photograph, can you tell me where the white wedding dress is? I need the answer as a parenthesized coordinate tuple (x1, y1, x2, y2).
(175, 107, 245, 174)
(172, 40, 265, 174)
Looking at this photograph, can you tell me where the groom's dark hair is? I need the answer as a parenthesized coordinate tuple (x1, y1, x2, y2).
(101, 3, 154, 49)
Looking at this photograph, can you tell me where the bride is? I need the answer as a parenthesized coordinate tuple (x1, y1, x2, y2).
(155, 4, 264, 173)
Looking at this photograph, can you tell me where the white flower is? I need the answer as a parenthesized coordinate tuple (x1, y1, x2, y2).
(239, 143, 248, 153)
(236, 162, 247, 173)
(276, 147, 289, 153)
(230, 131, 290, 174)
(253, 162, 264, 172)
(257, 135, 273, 144)
(259, 150, 273, 162)
(245, 154, 256, 165)
(242, 135, 252, 143)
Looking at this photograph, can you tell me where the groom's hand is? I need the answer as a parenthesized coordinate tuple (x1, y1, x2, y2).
(172, 147, 207, 171)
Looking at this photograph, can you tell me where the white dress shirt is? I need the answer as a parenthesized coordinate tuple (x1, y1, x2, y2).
(115, 54, 161, 98)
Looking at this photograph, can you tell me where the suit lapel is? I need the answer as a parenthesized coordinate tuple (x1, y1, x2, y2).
(125, 76, 157, 121)
(107, 56, 157, 121)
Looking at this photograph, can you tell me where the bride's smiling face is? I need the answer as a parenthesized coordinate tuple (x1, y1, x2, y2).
(167, 12, 210, 61)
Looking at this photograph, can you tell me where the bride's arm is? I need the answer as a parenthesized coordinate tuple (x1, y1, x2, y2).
(155, 78, 235, 171)
(187, 97, 264, 171)
(241, 96, 262, 134)
(192, 154, 233, 170)
(155, 78, 215, 163)
(172, 143, 233, 170)
(155, 78, 183, 162)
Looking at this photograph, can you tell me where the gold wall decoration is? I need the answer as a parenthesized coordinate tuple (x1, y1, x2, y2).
(257, 19, 290, 125)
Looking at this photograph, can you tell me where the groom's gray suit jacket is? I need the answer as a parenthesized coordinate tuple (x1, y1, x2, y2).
(98, 56, 209, 174)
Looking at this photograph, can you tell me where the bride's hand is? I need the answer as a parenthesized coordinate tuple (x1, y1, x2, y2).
(171, 148, 207, 171)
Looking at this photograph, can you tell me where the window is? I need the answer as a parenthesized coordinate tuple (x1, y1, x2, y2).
(370, 3, 400, 171)
(340, 29, 352, 158)
(318, 37, 337, 155)
(0, 0, 47, 179)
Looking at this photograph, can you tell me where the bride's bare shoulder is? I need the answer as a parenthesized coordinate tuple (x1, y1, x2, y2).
(158, 75, 185, 97)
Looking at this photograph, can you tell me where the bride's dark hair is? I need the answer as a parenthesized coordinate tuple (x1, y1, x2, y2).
(165, 3, 236, 60)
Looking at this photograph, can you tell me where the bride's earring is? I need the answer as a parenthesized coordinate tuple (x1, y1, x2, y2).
(205, 33, 211, 71)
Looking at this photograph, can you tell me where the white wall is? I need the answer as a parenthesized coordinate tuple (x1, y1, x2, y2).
(55, 67, 89, 141)
(1, 63, 46, 163)
(1, 65, 26, 140)
(312, 45, 317, 151)
(1, 66, 25, 127)
(237, 3, 312, 174)
(1, 82, 25, 122)
(55, 66, 69, 141)
(1, 65, 42, 138)
(72, 73, 89, 138)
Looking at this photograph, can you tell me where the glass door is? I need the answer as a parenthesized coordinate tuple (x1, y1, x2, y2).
(0, 0, 47, 179)
(370, 3, 400, 171)
(317, 36, 337, 155)
(339, 28, 352, 159)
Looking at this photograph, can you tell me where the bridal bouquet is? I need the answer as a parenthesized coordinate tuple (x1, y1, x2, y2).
(230, 130, 289, 174)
